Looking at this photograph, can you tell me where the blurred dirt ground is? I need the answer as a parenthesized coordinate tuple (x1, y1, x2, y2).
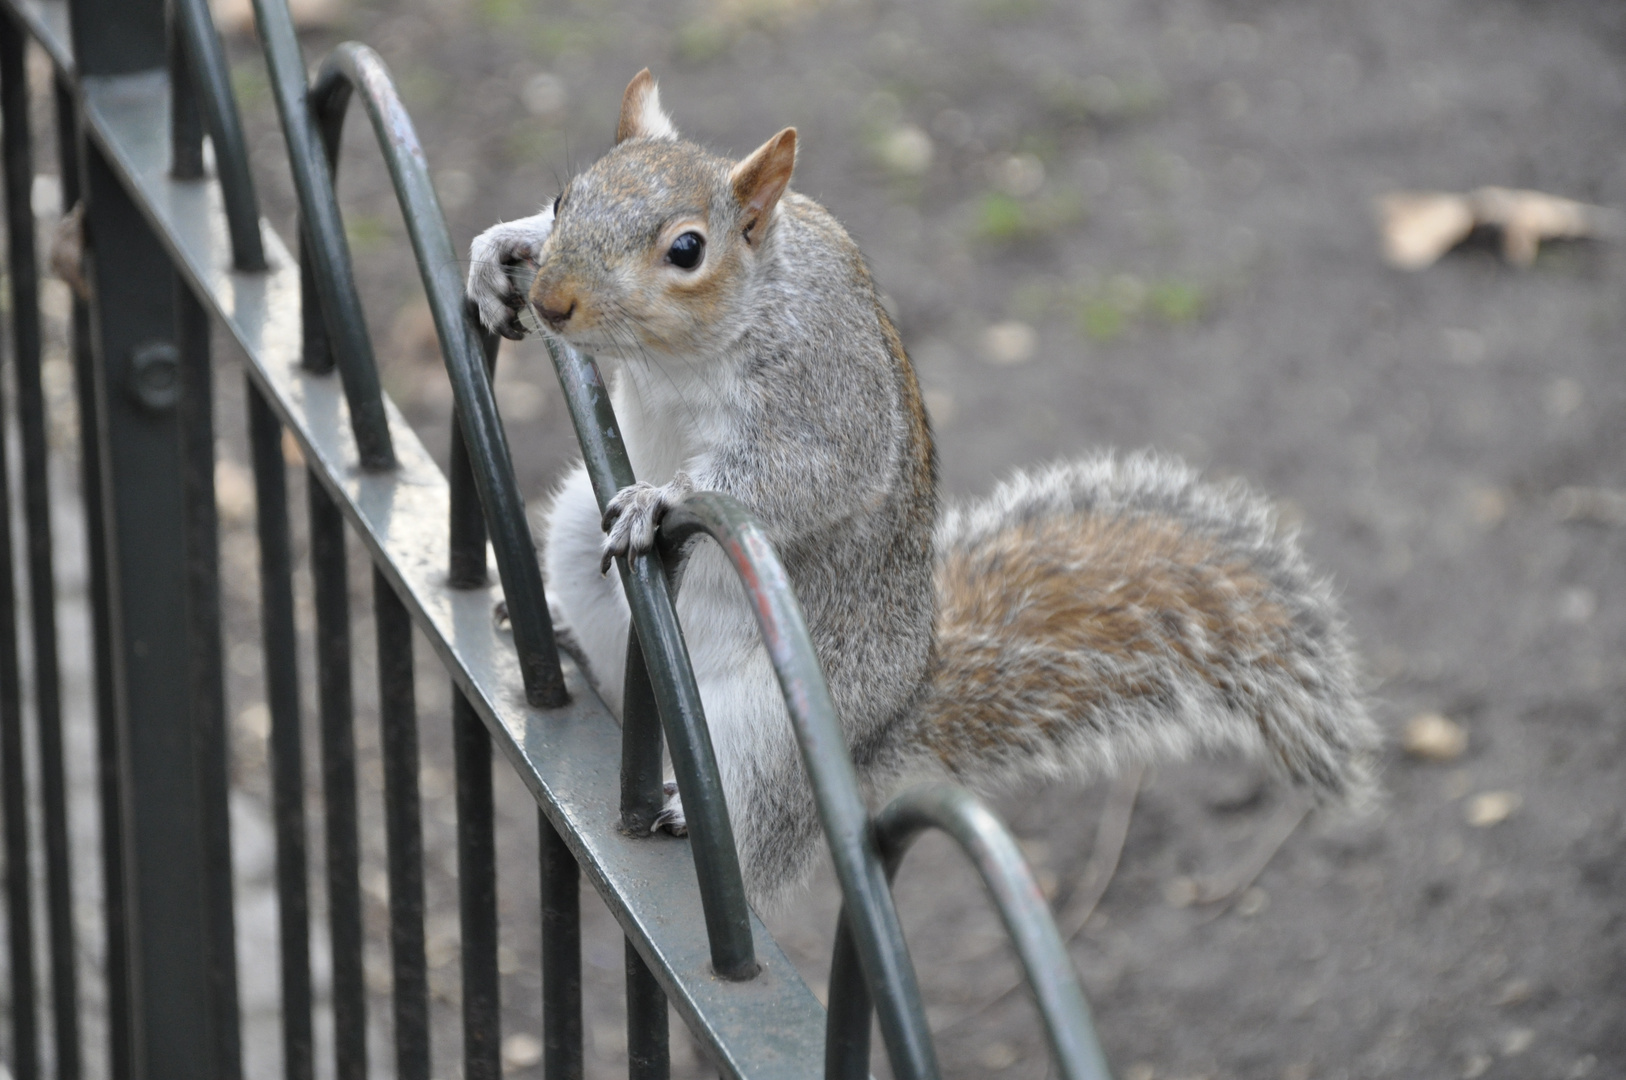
(16, 0, 1626, 1078)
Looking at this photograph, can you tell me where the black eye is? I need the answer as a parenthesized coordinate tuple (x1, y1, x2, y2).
(552, 192, 562, 215)
(666, 231, 705, 270)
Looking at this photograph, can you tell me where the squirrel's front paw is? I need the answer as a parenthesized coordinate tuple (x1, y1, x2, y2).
(599, 473, 693, 574)
(466, 210, 555, 340)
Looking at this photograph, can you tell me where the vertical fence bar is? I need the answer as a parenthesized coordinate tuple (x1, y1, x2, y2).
(308, 479, 366, 1080)
(0, 36, 40, 1071)
(450, 335, 501, 1080)
(454, 695, 500, 1080)
(70, 0, 243, 1063)
(445, 336, 490, 591)
(621, 606, 668, 1080)
(376, 570, 429, 1080)
(247, 384, 315, 1080)
(538, 813, 582, 1080)
(167, 0, 203, 180)
(54, 71, 132, 1080)
(624, 944, 668, 1080)
(0, 371, 38, 1080)
(26, 68, 83, 1080)
(80, 127, 222, 1080)
(179, 282, 242, 1080)
(618, 633, 664, 836)
(0, 16, 43, 1080)
(823, 914, 871, 1080)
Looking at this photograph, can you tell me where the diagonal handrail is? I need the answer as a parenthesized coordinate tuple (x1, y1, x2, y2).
(824, 785, 1114, 1080)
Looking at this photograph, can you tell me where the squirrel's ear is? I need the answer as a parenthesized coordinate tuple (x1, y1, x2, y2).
(616, 68, 678, 143)
(730, 127, 797, 248)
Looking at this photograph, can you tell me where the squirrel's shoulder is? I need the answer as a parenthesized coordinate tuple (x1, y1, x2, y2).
(753, 190, 890, 338)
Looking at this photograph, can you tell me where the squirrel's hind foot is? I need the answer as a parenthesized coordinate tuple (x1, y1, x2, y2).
(653, 781, 688, 836)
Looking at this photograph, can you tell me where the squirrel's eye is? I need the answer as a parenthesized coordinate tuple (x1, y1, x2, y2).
(552, 193, 562, 216)
(666, 231, 705, 270)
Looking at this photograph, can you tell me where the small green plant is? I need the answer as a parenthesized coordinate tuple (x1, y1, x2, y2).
(1079, 299, 1124, 342)
(1069, 274, 1209, 341)
(972, 189, 1085, 244)
(975, 0, 1049, 23)
(344, 214, 392, 253)
(1149, 280, 1205, 324)
(674, 20, 732, 65)
(977, 192, 1028, 241)
(477, 0, 524, 28)
(230, 63, 268, 111)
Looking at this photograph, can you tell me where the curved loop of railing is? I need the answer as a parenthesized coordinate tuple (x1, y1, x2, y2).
(170, 0, 265, 271)
(656, 492, 942, 1080)
(545, 340, 758, 980)
(824, 784, 1114, 1080)
(247, 0, 394, 470)
(307, 41, 565, 708)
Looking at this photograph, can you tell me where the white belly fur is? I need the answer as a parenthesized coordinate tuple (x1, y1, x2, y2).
(540, 366, 796, 836)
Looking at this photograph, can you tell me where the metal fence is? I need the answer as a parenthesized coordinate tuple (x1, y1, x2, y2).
(0, 1, 1112, 1077)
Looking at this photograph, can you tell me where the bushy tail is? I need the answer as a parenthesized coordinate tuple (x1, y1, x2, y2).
(910, 452, 1378, 804)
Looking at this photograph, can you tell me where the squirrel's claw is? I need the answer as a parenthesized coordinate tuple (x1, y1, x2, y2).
(598, 473, 694, 575)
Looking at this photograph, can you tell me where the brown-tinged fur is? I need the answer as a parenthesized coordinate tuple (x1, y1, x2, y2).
(905, 454, 1377, 804)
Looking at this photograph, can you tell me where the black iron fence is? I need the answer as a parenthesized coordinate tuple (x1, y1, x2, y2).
(0, 1, 1111, 1078)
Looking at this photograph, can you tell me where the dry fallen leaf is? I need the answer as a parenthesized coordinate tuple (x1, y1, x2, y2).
(1554, 486, 1626, 526)
(1376, 192, 1475, 270)
(1376, 186, 1624, 270)
(982, 320, 1037, 366)
(1466, 790, 1520, 827)
(1470, 186, 1619, 266)
(1403, 712, 1468, 762)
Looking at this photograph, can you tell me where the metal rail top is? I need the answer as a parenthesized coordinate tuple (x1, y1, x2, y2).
(9, 3, 830, 1075)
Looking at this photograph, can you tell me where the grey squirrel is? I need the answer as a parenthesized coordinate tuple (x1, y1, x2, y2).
(466, 70, 1378, 906)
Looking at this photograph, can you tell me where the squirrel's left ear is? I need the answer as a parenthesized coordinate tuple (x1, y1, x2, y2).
(616, 69, 678, 143)
(731, 127, 797, 248)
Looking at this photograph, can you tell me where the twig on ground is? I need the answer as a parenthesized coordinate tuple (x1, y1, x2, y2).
(1058, 764, 1144, 942)
(1193, 798, 1309, 923)
(931, 767, 1144, 1033)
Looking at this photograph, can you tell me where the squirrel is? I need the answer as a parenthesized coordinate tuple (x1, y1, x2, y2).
(466, 70, 1379, 906)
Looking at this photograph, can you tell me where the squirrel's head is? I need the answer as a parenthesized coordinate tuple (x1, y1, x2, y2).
(527, 69, 797, 360)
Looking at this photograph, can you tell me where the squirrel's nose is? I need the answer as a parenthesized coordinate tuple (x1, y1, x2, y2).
(532, 282, 578, 330)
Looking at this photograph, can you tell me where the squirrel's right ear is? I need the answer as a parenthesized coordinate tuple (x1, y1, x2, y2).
(616, 68, 678, 143)
(730, 127, 797, 248)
